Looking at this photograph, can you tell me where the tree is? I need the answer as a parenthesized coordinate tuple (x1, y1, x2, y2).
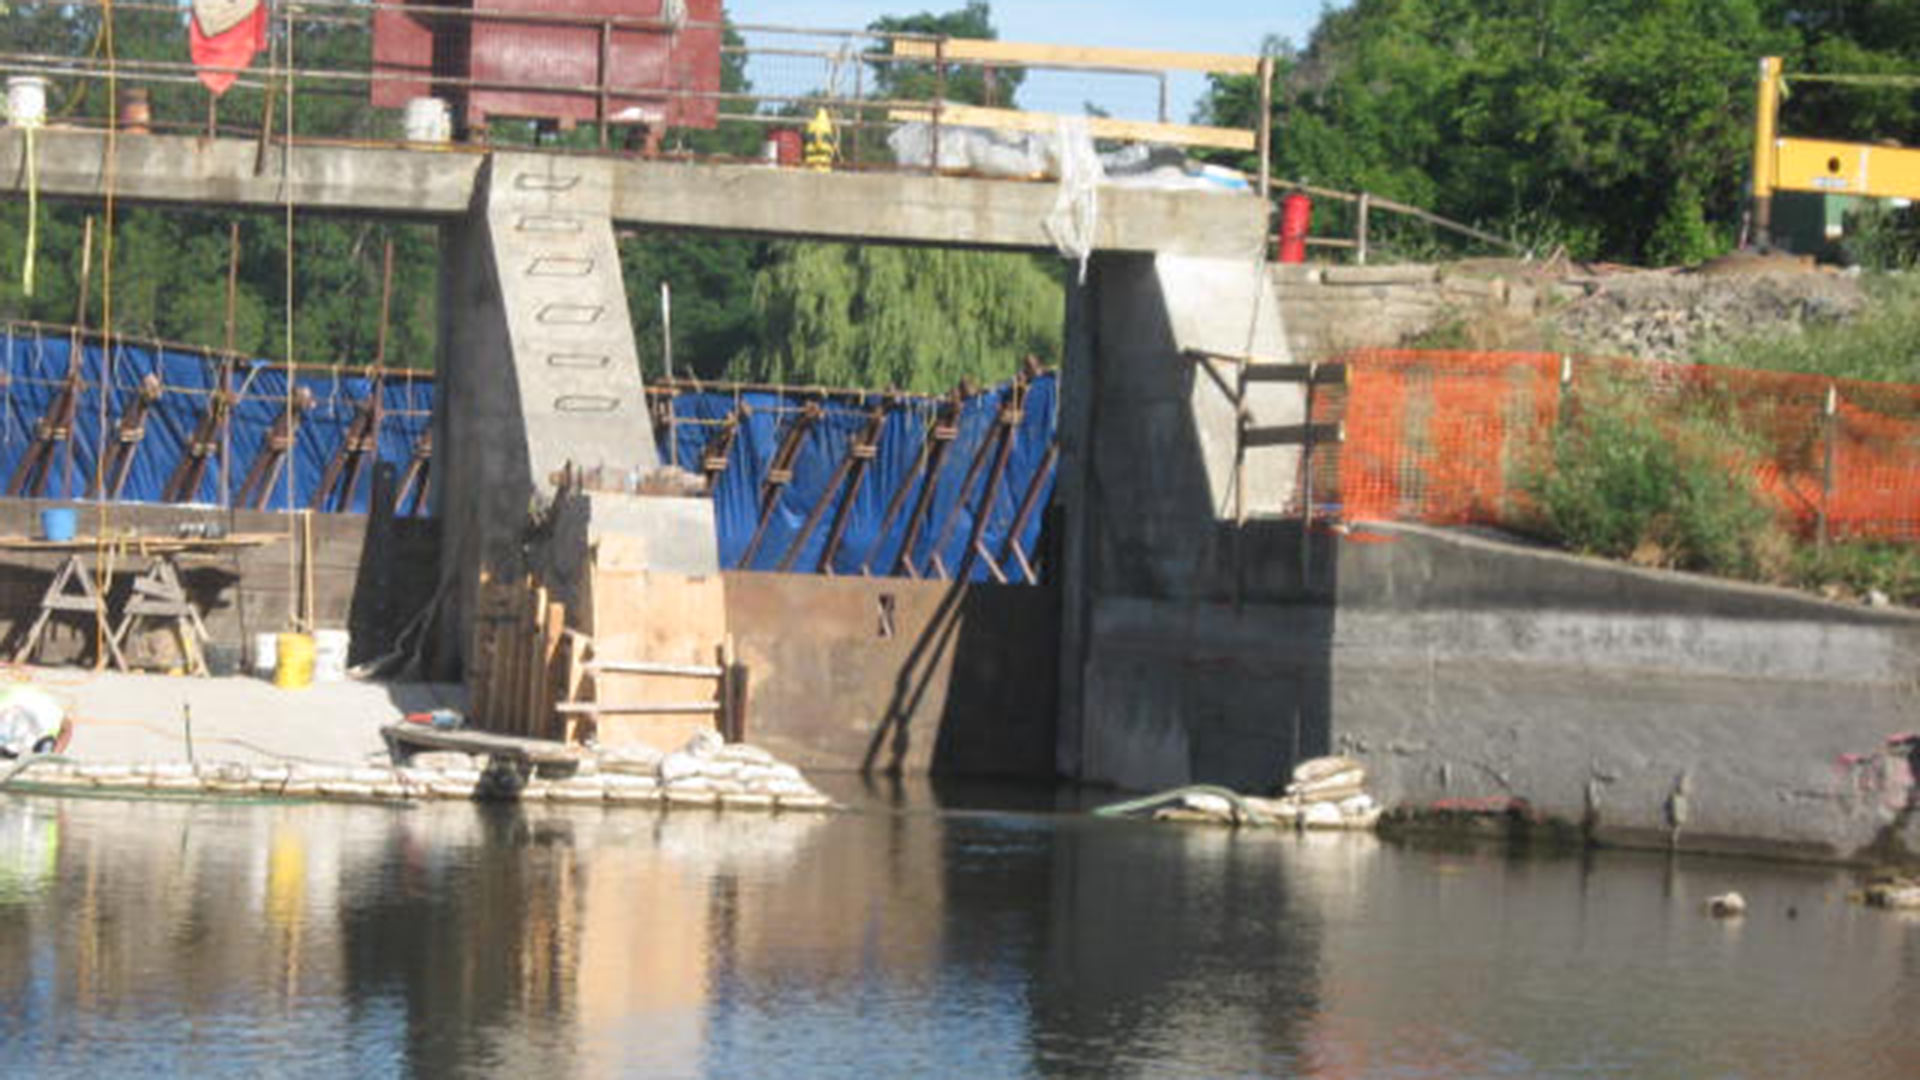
(1201, 0, 1802, 264)
(734, 244, 1063, 392)
(866, 2, 1024, 108)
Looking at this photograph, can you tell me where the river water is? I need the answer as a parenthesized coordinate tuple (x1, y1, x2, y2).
(0, 782, 1914, 1079)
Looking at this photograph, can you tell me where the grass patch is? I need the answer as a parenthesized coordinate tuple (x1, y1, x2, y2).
(1694, 272, 1920, 384)
(1525, 377, 1788, 579)
(1791, 541, 1920, 606)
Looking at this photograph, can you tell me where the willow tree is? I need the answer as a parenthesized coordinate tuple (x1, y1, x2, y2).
(737, 244, 1064, 392)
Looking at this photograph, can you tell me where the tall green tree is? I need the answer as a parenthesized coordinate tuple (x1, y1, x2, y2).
(735, 244, 1063, 392)
(1202, 0, 1802, 264)
(866, 1, 1024, 108)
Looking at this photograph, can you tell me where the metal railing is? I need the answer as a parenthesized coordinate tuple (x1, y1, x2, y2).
(2, 1, 1272, 190)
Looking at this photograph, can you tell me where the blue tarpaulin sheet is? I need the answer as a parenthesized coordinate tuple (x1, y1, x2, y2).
(0, 327, 433, 514)
(0, 328, 1057, 581)
(657, 374, 1058, 583)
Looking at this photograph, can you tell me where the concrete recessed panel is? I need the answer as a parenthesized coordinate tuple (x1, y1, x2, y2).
(514, 172, 582, 192)
(536, 304, 604, 325)
(547, 353, 612, 370)
(554, 395, 621, 413)
(516, 214, 583, 233)
(526, 256, 594, 277)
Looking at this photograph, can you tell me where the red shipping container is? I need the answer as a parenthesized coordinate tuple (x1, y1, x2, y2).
(372, 0, 723, 134)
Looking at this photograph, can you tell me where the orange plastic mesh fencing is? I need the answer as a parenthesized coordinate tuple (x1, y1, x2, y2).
(1309, 349, 1920, 542)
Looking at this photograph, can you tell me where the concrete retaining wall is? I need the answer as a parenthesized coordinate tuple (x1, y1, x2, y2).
(1073, 520, 1920, 862)
(1271, 264, 1586, 359)
(0, 500, 439, 670)
(724, 572, 1058, 779)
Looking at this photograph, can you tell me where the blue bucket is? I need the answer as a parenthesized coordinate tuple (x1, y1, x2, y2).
(39, 508, 76, 542)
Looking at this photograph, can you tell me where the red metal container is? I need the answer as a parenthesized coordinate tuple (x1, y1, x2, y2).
(768, 128, 802, 167)
(1277, 191, 1313, 264)
(372, 0, 722, 135)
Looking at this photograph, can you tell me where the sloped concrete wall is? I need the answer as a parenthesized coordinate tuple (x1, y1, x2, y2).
(1328, 524, 1920, 861)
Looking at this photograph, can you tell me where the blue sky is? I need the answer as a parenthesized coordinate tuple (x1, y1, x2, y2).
(730, 1, 1338, 121)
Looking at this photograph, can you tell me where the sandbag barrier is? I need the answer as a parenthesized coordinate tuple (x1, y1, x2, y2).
(0, 740, 836, 812)
(1093, 755, 1381, 830)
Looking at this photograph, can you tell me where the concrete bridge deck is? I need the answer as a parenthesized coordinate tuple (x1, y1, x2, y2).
(0, 128, 1265, 259)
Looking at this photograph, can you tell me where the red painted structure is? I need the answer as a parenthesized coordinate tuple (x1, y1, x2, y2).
(1277, 191, 1312, 264)
(371, 0, 723, 134)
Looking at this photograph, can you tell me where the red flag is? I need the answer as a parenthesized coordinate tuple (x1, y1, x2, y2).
(190, 1, 268, 97)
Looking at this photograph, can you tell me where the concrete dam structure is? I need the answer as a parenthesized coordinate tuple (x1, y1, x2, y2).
(5, 126, 1917, 863)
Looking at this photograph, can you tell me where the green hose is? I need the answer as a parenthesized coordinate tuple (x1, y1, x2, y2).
(1093, 783, 1278, 826)
(0, 752, 77, 790)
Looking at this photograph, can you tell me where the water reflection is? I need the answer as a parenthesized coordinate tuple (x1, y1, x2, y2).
(0, 791, 1914, 1078)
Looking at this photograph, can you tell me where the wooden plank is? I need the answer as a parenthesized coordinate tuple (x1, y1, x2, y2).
(585, 660, 725, 678)
(538, 600, 564, 741)
(383, 723, 584, 765)
(1242, 422, 1345, 449)
(1242, 363, 1349, 386)
(887, 105, 1256, 152)
(891, 37, 1260, 76)
(584, 557, 727, 751)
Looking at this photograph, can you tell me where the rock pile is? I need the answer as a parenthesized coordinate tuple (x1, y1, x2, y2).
(1548, 267, 1865, 362)
(3, 731, 835, 812)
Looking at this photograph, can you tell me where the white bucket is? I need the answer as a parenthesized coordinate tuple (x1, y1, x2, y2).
(312, 629, 351, 683)
(6, 76, 48, 130)
(252, 632, 279, 678)
(402, 97, 451, 144)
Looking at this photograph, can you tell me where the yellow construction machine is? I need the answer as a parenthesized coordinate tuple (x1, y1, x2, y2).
(1750, 55, 1920, 247)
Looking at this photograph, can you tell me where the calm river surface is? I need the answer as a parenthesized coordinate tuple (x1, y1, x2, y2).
(0, 781, 1914, 1079)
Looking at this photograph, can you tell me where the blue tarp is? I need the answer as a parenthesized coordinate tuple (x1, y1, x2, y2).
(0, 327, 433, 514)
(0, 328, 1058, 581)
(658, 374, 1058, 583)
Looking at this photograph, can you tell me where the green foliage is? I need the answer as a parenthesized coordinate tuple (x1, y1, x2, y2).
(1201, 0, 1802, 264)
(620, 232, 774, 380)
(1792, 540, 1920, 605)
(1841, 201, 1920, 271)
(734, 244, 1063, 392)
(866, 2, 1023, 108)
(1695, 272, 1920, 383)
(1527, 377, 1781, 577)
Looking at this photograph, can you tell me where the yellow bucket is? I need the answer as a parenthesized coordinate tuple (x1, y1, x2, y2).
(274, 632, 314, 690)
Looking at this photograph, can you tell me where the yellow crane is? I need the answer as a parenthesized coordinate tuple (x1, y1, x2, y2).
(1751, 55, 1920, 245)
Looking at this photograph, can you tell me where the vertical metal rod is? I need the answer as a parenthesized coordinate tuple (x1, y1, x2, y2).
(660, 280, 673, 379)
(1255, 54, 1274, 201)
(66, 216, 95, 502)
(660, 281, 676, 468)
(373, 236, 395, 366)
(598, 20, 612, 150)
(1820, 383, 1837, 550)
(851, 44, 865, 170)
(1356, 192, 1371, 265)
(930, 37, 946, 175)
(220, 218, 239, 509)
(1298, 363, 1318, 591)
(1157, 72, 1169, 124)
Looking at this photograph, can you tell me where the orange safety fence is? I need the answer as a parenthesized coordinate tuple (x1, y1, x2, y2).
(1308, 349, 1920, 542)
